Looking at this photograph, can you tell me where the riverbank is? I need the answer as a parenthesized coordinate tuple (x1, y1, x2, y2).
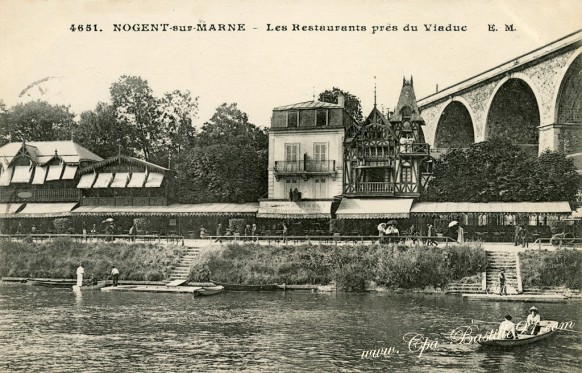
(0, 238, 185, 281)
(519, 248, 582, 290)
(188, 242, 488, 292)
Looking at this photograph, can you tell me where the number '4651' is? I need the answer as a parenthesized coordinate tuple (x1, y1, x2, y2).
(70, 24, 100, 32)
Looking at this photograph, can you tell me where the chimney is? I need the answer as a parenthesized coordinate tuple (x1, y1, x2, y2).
(337, 92, 345, 108)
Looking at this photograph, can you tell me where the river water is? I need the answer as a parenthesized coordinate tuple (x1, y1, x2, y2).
(0, 285, 580, 373)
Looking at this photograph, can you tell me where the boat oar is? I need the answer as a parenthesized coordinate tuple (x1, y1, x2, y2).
(471, 319, 499, 325)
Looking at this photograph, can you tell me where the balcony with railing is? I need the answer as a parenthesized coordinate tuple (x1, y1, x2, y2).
(354, 182, 395, 194)
(0, 188, 81, 203)
(274, 160, 336, 179)
(398, 143, 430, 156)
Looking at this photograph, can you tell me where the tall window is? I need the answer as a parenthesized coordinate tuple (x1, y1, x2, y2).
(287, 111, 298, 127)
(285, 144, 299, 162)
(401, 166, 412, 183)
(316, 109, 328, 126)
(314, 143, 327, 161)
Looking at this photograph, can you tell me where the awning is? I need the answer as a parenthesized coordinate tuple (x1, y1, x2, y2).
(410, 202, 572, 215)
(62, 165, 78, 180)
(257, 201, 333, 219)
(336, 198, 414, 219)
(145, 172, 164, 187)
(32, 166, 47, 185)
(46, 164, 64, 181)
(110, 172, 130, 188)
(11, 166, 33, 183)
(0, 167, 13, 186)
(127, 172, 146, 188)
(77, 173, 96, 188)
(17, 202, 78, 218)
(0, 203, 23, 217)
(72, 203, 259, 217)
(93, 173, 113, 188)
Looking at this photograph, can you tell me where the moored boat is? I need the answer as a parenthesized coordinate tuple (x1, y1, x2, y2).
(478, 320, 559, 347)
(27, 279, 106, 289)
(72, 281, 108, 290)
(211, 280, 279, 291)
(193, 285, 224, 296)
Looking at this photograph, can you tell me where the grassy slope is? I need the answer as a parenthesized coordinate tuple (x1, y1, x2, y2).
(0, 238, 186, 281)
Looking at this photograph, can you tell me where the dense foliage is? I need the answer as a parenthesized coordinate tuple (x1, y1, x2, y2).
(75, 76, 198, 164)
(519, 249, 582, 290)
(189, 242, 487, 292)
(0, 239, 185, 281)
(319, 88, 363, 122)
(0, 101, 75, 144)
(424, 140, 580, 203)
(174, 103, 268, 203)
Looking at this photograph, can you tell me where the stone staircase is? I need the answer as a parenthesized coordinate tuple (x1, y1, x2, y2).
(485, 250, 520, 293)
(167, 247, 200, 281)
(446, 250, 522, 294)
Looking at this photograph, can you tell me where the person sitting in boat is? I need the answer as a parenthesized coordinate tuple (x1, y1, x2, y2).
(525, 306, 541, 335)
(498, 314, 518, 339)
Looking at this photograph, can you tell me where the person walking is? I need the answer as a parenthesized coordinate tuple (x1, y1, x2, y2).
(427, 224, 438, 246)
(111, 266, 120, 287)
(520, 224, 529, 248)
(76, 264, 85, 287)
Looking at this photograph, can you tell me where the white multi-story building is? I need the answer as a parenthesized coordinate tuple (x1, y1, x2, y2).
(257, 95, 358, 224)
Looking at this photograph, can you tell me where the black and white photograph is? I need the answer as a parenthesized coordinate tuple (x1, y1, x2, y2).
(0, 0, 581, 371)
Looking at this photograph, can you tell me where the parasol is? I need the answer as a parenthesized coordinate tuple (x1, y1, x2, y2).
(387, 220, 398, 226)
(448, 221, 459, 228)
(102, 218, 114, 223)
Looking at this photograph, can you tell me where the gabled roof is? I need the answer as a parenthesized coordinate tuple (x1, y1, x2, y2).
(389, 77, 424, 123)
(273, 100, 344, 111)
(0, 141, 102, 166)
(79, 154, 169, 174)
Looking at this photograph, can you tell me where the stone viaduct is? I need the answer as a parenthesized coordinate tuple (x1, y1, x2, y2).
(418, 30, 582, 169)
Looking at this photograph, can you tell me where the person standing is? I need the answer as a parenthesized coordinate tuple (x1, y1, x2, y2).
(427, 224, 438, 246)
(215, 223, 223, 243)
(457, 224, 465, 244)
(520, 224, 529, 248)
(76, 264, 85, 287)
(498, 271, 506, 296)
(251, 223, 258, 242)
(111, 266, 120, 287)
(514, 223, 522, 246)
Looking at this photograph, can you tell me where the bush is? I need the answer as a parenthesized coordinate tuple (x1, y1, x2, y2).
(520, 249, 582, 290)
(0, 240, 185, 281)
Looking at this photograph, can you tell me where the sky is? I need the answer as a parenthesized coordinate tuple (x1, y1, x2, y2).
(0, 0, 581, 129)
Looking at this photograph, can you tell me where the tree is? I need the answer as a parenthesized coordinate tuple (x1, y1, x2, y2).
(109, 76, 159, 160)
(174, 144, 268, 203)
(423, 140, 580, 203)
(0, 100, 76, 143)
(173, 103, 268, 203)
(196, 103, 267, 149)
(75, 102, 134, 158)
(76, 76, 198, 164)
(319, 88, 363, 122)
(150, 90, 198, 166)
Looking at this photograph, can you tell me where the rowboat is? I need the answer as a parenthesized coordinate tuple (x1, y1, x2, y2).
(211, 280, 279, 291)
(193, 285, 224, 296)
(27, 279, 106, 289)
(478, 320, 559, 347)
(101, 284, 224, 295)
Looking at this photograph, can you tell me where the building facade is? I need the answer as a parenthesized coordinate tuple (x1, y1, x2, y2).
(257, 97, 358, 226)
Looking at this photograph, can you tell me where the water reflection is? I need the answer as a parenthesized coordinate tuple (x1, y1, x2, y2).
(0, 285, 580, 372)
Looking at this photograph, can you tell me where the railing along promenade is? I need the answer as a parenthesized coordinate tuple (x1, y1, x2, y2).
(206, 235, 457, 246)
(0, 233, 184, 245)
